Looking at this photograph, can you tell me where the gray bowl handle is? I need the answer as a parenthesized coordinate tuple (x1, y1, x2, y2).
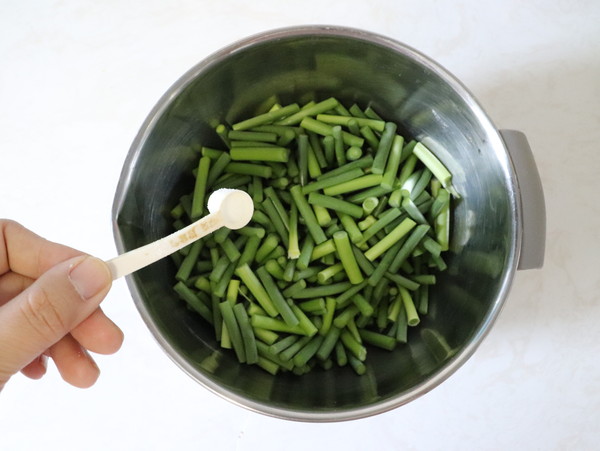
(499, 129, 546, 270)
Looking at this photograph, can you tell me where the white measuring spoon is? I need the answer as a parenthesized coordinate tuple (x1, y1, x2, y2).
(106, 188, 254, 280)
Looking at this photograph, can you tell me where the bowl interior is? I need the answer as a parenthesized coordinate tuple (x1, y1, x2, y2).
(113, 27, 518, 421)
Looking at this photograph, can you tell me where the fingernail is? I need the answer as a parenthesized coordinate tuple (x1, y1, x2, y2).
(40, 354, 48, 371)
(68, 256, 112, 300)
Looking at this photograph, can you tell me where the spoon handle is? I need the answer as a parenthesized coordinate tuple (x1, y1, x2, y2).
(107, 211, 224, 280)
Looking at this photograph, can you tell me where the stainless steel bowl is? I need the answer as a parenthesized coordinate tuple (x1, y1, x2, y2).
(112, 25, 545, 421)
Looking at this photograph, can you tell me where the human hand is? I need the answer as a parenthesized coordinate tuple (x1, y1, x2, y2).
(0, 220, 122, 391)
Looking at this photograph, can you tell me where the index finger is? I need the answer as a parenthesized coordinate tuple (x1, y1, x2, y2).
(0, 219, 82, 278)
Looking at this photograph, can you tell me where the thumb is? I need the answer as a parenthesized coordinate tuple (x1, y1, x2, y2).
(0, 256, 112, 384)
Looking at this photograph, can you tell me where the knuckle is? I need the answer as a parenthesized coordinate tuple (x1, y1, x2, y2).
(20, 287, 67, 342)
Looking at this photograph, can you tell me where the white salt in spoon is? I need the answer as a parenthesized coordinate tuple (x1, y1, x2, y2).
(106, 188, 254, 280)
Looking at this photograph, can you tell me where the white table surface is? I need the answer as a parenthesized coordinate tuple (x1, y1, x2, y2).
(1, 1, 599, 450)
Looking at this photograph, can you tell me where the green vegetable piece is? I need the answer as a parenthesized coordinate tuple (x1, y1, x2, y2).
(333, 280, 369, 309)
(308, 192, 363, 219)
(364, 106, 383, 120)
(191, 156, 211, 219)
(316, 326, 341, 361)
(371, 122, 397, 175)
(228, 130, 278, 142)
(402, 196, 428, 225)
(175, 240, 203, 282)
(381, 135, 404, 190)
(236, 235, 261, 267)
(256, 266, 299, 326)
(400, 287, 420, 326)
(229, 140, 278, 148)
(362, 197, 379, 216)
(206, 152, 232, 188)
(351, 246, 375, 276)
(340, 329, 367, 361)
(212, 260, 238, 298)
(230, 146, 289, 163)
(219, 237, 241, 262)
(264, 259, 285, 281)
(335, 341, 348, 367)
(384, 272, 420, 291)
(307, 132, 328, 168)
(349, 104, 366, 118)
(346, 146, 362, 161)
(322, 135, 335, 166)
(281, 279, 306, 298)
(194, 275, 211, 294)
(310, 238, 336, 261)
(291, 282, 353, 299)
(301, 168, 364, 195)
(290, 185, 328, 244)
(293, 335, 324, 367)
(280, 336, 312, 362)
(262, 197, 289, 244)
(232, 103, 300, 130)
(256, 357, 280, 375)
(306, 140, 322, 178)
(296, 235, 315, 270)
(388, 224, 431, 273)
(233, 303, 258, 364)
(269, 335, 298, 354)
(299, 117, 364, 147)
(297, 134, 309, 186)
(323, 174, 383, 196)
(250, 315, 306, 335)
(277, 97, 339, 126)
(209, 255, 230, 283)
(264, 186, 290, 230)
(201, 146, 225, 159)
(224, 162, 272, 178)
(332, 125, 347, 166)
(298, 298, 326, 314)
(359, 125, 379, 150)
(316, 263, 343, 284)
(256, 340, 294, 371)
(435, 199, 450, 251)
(346, 185, 392, 204)
(422, 236, 442, 258)
(288, 303, 319, 337)
(357, 208, 402, 245)
(406, 168, 432, 201)
(219, 301, 245, 363)
(215, 124, 230, 148)
(412, 142, 459, 197)
(235, 264, 278, 317)
(333, 305, 359, 329)
(348, 354, 366, 375)
(364, 218, 417, 261)
(351, 293, 374, 317)
(174, 281, 212, 324)
(412, 274, 436, 285)
(226, 279, 240, 304)
(316, 155, 373, 181)
(430, 188, 450, 218)
(359, 329, 396, 351)
(315, 114, 386, 132)
(358, 215, 376, 231)
(313, 204, 332, 227)
(255, 234, 279, 264)
(287, 202, 301, 259)
(337, 213, 365, 245)
(333, 231, 364, 285)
